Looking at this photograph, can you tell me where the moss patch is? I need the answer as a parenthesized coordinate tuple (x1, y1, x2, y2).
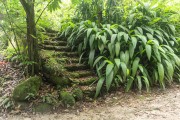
(49, 75, 70, 86)
(12, 76, 42, 101)
(39, 50, 55, 60)
(72, 88, 83, 101)
(60, 91, 75, 107)
(42, 58, 64, 75)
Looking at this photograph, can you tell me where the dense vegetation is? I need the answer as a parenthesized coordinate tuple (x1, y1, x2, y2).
(61, 0, 180, 97)
(0, 0, 180, 100)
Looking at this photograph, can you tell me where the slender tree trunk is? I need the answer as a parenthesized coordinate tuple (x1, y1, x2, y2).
(20, 0, 39, 76)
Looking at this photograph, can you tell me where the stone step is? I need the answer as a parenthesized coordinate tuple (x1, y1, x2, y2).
(44, 40, 67, 46)
(64, 64, 89, 71)
(55, 52, 79, 57)
(69, 76, 97, 85)
(45, 33, 57, 37)
(56, 57, 79, 64)
(66, 70, 95, 79)
(54, 46, 71, 52)
(42, 45, 71, 52)
(53, 37, 67, 41)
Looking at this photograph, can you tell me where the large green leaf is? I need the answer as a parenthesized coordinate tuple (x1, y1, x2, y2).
(89, 34, 95, 49)
(87, 28, 93, 38)
(114, 59, 121, 68)
(121, 62, 127, 78)
(164, 60, 174, 80)
(132, 57, 140, 77)
(106, 64, 114, 91)
(131, 37, 137, 49)
(93, 56, 104, 67)
(125, 76, 134, 92)
(123, 33, 129, 42)
(89, 49, 95, 67)
(115, 42, 121, 57)
(120, 51, 125, 62)
(111, 34, 117, 43)
(106, 63, 114, 76)
(142, 76, 150, 92)
(95, 77, 105, 98)
(129, 44, 134, 58)
(145, 44, 152, 60)
(157, 63, 165, 89)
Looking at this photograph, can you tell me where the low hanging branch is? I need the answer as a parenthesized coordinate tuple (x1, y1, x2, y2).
(0, 24, 18, 54)
(2, 1, 20, 54)
(35, 0, 53, 26)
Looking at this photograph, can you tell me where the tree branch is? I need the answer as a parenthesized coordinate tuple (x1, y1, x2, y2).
(35, 0, 53, 26)
(19, 0, 29, 14)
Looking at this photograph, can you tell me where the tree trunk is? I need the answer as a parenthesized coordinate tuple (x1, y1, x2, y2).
(20, 0, 39, 76)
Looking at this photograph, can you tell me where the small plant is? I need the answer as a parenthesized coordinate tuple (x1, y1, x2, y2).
(0, 96, 14, 109)
(42, 93, 58, 105)
(25, 93, 36, 101)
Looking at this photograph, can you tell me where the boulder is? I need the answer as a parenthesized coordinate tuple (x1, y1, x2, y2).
(12, 76, 42, 101)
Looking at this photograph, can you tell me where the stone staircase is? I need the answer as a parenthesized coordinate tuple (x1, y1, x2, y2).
(39, 32, 98, 98)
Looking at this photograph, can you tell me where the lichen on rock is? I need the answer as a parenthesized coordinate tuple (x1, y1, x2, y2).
(12, 76, 42, 101)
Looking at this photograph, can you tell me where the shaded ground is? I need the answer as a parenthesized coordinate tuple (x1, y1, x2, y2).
(1, 53, 180, 120)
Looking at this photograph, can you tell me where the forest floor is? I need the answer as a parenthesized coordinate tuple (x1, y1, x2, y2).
(1, 53, 180, 120)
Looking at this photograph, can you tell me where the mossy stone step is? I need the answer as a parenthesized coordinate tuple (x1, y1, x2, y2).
(55, 52, 79, 57)
(66, 70, 95, 78)
(45, 33, 57, 37)
(42, 45, 71, 52)
(77, 85, 96, 98)
(64, 64, 89, 71)
(54, 37, 67, 41)
(56, 57, 79, 64)
(39, 50, 55, 59)
(54, 46, 71, 52)
(69, 76, 97, 85)
(44, 40, 67, 46)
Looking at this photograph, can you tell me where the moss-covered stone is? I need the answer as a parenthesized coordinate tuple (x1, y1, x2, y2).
(12, 76, 42, 101)
(33, 103, 52, 113)
(42, 58, 64, 75)
(72, 88, 83, 101)
(49, 75, 70, 86)
(39, 50, 54, 60)
(60, 91, 75, 107)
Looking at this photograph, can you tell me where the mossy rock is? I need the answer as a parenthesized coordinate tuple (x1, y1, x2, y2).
(72, 88, 83, 101)
(33, 103, 53, 113)
(60, 91, 75, 107)
(42, 58, 64, 75)
(39, 50, 54, 60)
(12, 76, 42, 101)
(49, 75, 70, 86)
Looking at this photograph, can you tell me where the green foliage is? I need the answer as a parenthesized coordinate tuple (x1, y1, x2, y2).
(60, 91, 75, 107)
(61, 1, 180, 97)
(72, 88, 83, 100)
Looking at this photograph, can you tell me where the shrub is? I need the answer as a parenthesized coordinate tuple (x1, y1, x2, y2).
(60, 1, 180, 97)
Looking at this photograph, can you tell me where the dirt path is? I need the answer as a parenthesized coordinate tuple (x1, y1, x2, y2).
(1, 85, 180, 120)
